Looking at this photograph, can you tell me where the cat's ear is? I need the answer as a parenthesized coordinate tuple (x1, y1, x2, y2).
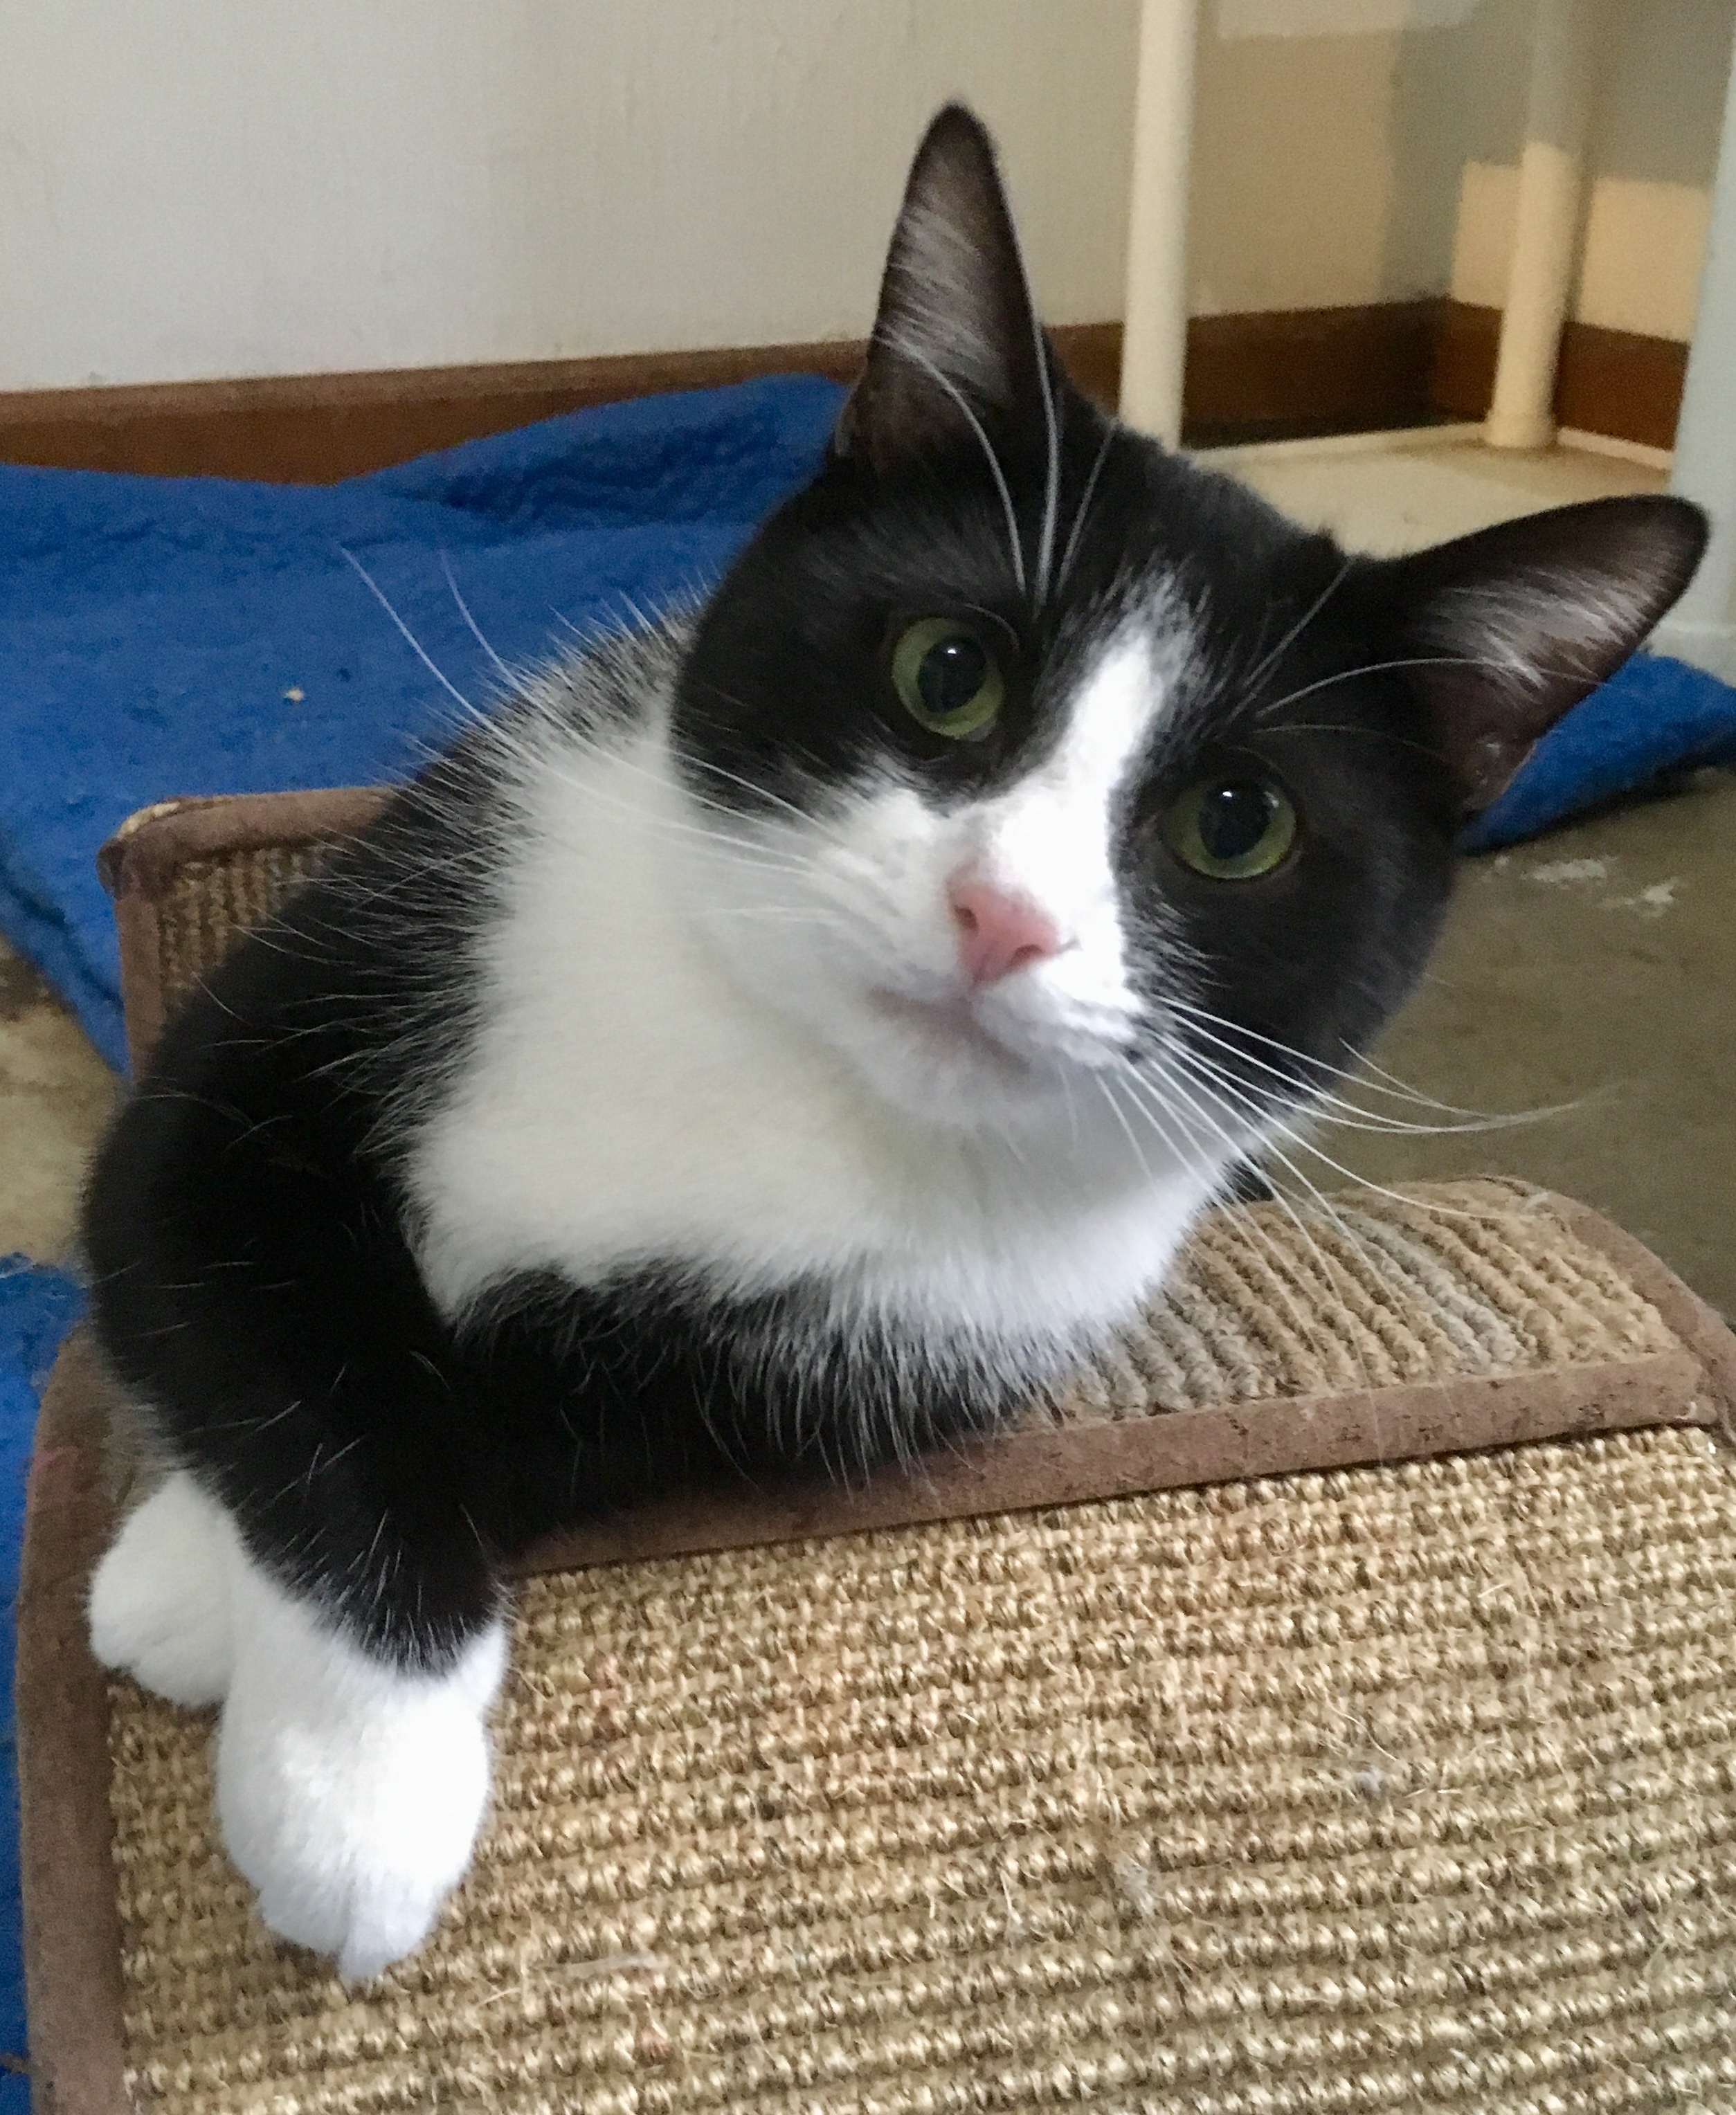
(1377, 495, 1706, 811)
(835, 103, 1049, 471)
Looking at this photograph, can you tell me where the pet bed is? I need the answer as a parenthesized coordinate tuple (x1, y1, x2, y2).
(0, 376, 845, 1071)
(3, 376, 1735, 1072)
(1461, 648, 1736, 850)
(17, 791, 1736, 2112)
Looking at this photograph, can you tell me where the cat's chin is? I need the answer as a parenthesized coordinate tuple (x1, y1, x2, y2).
(837, 983, 1094, 1136)
(868, 986, 1023, 1070)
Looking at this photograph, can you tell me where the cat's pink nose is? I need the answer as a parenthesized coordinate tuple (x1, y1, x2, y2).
(948, 877, 1062, 987)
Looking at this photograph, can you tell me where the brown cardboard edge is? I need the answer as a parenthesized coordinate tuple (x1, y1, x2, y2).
(510, 1190, 1735, 1576)
(17, 1334, 128, 2115)
(513, 1345, 1715, 1576)
(1546, 1192, 1736, 1423)
(109, 886, 166, 1080)
(96, 788, 390, 903)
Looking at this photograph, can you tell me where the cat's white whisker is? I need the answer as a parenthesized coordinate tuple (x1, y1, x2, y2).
(532, 751, 815, 883)
(1054, 416, 1116, 603)
(1029, 317, 1060, 602)
(702, 904, 841, 927)
(1091, 1073, 1158, 1188)
(1121, 1055, 1380, 1386)
(1140, 1050, 1393, 1391)
(338, 545, 476, 718)
(1157, 1013, 1550, 1138)
(1114, 1065, 1356, 1384)
(1258, 721, 1441, 759)
(882, 331, 1027, 598)
(1166, 1043, 1510, 1228)
(1341, 1041, 1505, 1118)
(1240, 554, 1354, 707)
(440, 552, 518, 689)
(680, 742, 825, 830)
(1254, 648, 1605, 723)
(1160, 997, 1492, 1116)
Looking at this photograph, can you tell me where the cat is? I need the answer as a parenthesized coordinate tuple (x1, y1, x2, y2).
(82, 103, 1704, 1981)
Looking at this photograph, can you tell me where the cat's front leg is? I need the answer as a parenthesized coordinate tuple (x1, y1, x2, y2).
(213, 1525, 507, 1983)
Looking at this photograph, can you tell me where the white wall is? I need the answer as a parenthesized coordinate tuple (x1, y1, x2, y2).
(1449, 0, 1736, 339)
(6, 0, 1733, 396)
(0, 0, 1140, 390)
(1452, 165, 1715, 338)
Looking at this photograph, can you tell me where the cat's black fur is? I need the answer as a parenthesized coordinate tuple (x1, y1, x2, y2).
(84, 105, 1706, 1680)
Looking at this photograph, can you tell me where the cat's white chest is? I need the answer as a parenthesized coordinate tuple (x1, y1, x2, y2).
(405, 737, 1214, 1347)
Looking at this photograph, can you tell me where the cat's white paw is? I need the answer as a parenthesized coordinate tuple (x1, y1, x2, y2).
(88, 1470, 236, 1707)
(215, 1556, 506, 1982)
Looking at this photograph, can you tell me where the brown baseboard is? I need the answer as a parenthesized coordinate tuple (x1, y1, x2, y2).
(1183, 300, 1445, 448)
(1431, 300, 1685, 452)
(0, 326, 1119, 487)
(0, 307, 1439, 484)
(0, 342, 867, 486)
(0, 300, 1684, 485)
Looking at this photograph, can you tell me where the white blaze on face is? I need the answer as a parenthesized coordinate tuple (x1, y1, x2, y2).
(968, 630, 1165, 993)
(678, 611, 1193, 1134)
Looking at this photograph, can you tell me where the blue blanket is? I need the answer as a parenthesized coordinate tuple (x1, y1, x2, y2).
(0, 377, 845, 1069)
(1, 372, 1732, 1069)
(1461, 648, 1736, 850)
(0, 1260, 84, 2103)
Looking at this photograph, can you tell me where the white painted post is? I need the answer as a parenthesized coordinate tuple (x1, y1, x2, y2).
(1119, 0, 1200, 446)
(1484, 0, 1604, 452)
(1654, 25, 1736, 682)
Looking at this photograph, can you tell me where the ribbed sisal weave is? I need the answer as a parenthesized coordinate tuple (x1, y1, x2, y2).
(111, 1426, 1736, 2113)
(154, 844, 326, 1015)
(17, 789, 1731, 2114)
(1051, 1183, 1676, 1414)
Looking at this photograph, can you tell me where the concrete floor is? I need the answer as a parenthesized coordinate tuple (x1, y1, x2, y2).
(1, 430, 1728, 1324)
(1215, 420, 1668, 551)
(1302, 770, 1735, 1322)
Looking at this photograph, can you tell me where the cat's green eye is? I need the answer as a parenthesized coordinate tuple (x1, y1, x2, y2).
(1164, 777, 1299, 881)
(889, 618, 1004, 741)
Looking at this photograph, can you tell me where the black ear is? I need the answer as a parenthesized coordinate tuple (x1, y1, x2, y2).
(1377, 495, 1706, 812)
(837, 103, 1050, 471)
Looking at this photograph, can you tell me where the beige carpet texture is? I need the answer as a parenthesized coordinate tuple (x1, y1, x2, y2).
(15, 791, 1736, 2114)
(110, 1424, 1736, 2115)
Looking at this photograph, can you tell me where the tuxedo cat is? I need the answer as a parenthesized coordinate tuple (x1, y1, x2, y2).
(83, 105, 1703, 1979)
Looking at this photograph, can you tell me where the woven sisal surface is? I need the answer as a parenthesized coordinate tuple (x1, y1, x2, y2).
(152, 844, 330, 1016)
(1053, 1183, 1676, 1416)
(113, 1424, 1736, 2114)
(96, 788, 387, 1068)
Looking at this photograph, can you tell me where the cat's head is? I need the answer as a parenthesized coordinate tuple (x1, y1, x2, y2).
(669, 105, 1703, 1152)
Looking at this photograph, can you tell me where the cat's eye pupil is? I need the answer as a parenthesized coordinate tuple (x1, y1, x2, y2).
(889, 617, 1004, 739)
(1199, 781, 1274, 862)
(919, 633, 988, 720)
(1162, 772, 1298, 880)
